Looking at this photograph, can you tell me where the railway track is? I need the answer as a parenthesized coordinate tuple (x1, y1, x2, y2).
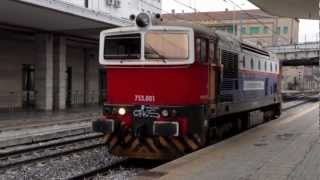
(0, 133, 104, 171)
(65, 98, 317, 180)
(0, 98, 314, 180)
(67, 159, 164, 180)
(67, 159, 127, 180)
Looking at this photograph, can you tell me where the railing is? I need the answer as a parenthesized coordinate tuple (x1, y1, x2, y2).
(266, 42, 320, 53)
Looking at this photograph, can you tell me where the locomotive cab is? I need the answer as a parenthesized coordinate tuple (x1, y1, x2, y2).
(93, 13, 214, 159)
(93, 13, 281, 160)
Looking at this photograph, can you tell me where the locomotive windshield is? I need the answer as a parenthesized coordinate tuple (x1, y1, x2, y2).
(104, 33, 141, 59)
(145, 32, 189, 60)
(100, 27, 194, 65)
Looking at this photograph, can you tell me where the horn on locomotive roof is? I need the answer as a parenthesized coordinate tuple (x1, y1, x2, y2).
(129, 13, 162, 28)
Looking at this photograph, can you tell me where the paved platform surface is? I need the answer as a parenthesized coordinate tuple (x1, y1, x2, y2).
(140, 101, 320, 180)
(0, 106, 101, 148)
(0, 106, 100, 131)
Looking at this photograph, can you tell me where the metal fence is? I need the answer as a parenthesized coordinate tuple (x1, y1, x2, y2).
(266, 42, 320, 53)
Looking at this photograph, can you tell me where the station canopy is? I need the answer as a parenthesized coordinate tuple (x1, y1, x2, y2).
(0, 0, 130, 38)
(249, 0, 318, 19)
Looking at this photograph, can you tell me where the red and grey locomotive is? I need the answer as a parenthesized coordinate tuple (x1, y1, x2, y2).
(93, 13, 281, 160)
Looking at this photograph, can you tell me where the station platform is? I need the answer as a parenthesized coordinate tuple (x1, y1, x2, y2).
(138, 101, 320, 180)
(0, 106, 101, 148)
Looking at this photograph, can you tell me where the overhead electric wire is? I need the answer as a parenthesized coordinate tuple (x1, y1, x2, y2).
(139, 0, 188, 21)
(172, 0, 197, 12)
(223, 0, 291, 43)
(141, 0, 290, 44)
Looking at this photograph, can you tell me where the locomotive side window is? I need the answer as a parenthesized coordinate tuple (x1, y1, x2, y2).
(209, 41, 215, 64)
(196, 38, 201, 60)
(145, 31, 189, 60)
(200, 39, 208, 63)
(104, 33, 141, 59)
(196, 38, 208, 63)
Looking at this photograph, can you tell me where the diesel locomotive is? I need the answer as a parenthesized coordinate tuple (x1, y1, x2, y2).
(93, 13, 281, 160)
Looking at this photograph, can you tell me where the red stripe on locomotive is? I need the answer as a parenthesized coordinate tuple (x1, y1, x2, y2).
(106, 64, 208, 106)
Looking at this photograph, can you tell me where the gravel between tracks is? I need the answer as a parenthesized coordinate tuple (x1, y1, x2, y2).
(94, 168, 143, 180)
(0, 146, 122, 180)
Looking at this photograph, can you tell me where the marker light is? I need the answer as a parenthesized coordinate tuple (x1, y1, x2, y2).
(118, 108, 126, 116)
(136, 13, 150, 28)
(161, 109, 169, 117)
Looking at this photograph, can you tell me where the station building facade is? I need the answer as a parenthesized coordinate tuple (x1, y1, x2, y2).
(64, 0, 161, 17)
(163, 9, 299, 47)
(0, 0, 161, 112)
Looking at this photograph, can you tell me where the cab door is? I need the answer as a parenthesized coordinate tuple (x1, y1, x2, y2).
(195, 36, 217, 115)
(208, 39, 218, 115)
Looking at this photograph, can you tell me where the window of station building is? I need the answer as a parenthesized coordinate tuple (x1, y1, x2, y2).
(264, 61, 267, 71)
(227, 26, 234, 34)
(283, 26, 289, 34)
(242, 56, 246, 68)
(270, 63, 273, 72)
(258, 60, 261, 70)
(250, 58, 254, 69)
(249, 27, 260, 35)
(275, 63, 278, 72)
(84, 0, 88, 8)
(276, 27, 281, 34)
(263, 26, 268, 34)
(241, 27, 246, 34)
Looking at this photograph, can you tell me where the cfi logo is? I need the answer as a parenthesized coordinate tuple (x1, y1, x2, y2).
(133, 105, 160, 119)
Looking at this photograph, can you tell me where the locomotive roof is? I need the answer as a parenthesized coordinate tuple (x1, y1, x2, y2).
(159, 20, 269, 56)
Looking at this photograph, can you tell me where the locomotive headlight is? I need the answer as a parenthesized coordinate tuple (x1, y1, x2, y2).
(118, 108, 126, 116)
(161, 109, 169, 117)
(136, 13, 150, 28)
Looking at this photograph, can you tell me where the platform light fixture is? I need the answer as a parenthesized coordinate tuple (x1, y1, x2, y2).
(161, 109, 169, 117)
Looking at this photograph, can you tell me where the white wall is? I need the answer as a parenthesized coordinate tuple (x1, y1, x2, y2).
(63, 0, 161, 20)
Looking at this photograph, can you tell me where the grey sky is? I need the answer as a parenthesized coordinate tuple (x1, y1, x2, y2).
(162, 0, 319, 43)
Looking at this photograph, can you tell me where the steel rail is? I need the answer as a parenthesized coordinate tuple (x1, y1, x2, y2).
(67, 160, 127, 180)
(0, 137, 105, 170)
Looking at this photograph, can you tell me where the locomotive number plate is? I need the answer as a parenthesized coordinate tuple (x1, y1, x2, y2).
(134, 95, 156, 103)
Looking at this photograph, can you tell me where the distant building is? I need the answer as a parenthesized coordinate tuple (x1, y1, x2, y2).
(282, 66, 319, 91)
(163, 9, 299, 47)
(63, 0, 162, 19)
